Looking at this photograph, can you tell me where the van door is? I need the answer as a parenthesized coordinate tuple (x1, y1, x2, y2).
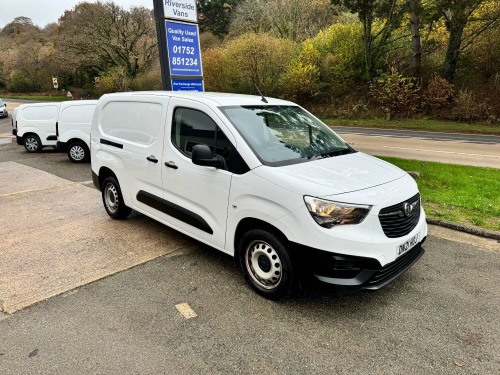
(98, 99, 167, 218)
(160, 98, 235, 251)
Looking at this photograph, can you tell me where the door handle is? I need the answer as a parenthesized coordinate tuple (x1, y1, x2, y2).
(146, 156, 158, 163)
(164, 161, 178, 169)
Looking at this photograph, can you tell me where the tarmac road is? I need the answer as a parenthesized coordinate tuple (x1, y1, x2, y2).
(0, 230, 499, 374)
(0, 103, 499, 374)
(331, 126, 500, 169)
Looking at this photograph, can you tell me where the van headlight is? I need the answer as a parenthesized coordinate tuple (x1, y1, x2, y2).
(304, 196, 371, 228)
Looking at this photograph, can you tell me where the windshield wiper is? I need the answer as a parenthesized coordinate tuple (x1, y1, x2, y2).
(318, 148, 352, 158)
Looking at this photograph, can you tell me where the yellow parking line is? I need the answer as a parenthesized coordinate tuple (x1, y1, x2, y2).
(0, 181, 94, 198)
(175, 303, 197, 319)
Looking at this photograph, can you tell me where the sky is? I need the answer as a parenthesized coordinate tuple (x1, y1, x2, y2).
(0, 0, 154, 29)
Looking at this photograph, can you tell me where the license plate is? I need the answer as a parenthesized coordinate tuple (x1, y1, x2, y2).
(397, 233, 420, 257)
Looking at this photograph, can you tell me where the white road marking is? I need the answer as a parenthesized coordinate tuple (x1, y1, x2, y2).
(381, 146, 500, 158)
(0, 181, 94, 198)
(175, 303, 197, 319)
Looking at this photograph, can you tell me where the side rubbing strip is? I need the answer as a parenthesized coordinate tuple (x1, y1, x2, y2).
(100, 138, 123, 149)
(136, 190, 213, 235)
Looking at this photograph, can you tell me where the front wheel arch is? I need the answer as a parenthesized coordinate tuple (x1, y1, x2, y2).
(234, 217, 290, 256)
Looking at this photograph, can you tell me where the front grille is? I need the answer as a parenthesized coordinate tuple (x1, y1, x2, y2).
(378, 193, 421, 238)
(365, 244, 424, 289)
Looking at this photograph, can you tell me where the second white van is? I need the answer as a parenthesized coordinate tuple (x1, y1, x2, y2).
(56, 100, 98, 162)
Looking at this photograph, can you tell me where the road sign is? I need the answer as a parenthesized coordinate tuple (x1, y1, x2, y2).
(166, 21, 202, 77)
(67, 91, 73, 99)
(153, 0, 204, 91)
(94, 77, 101, 87)
(163, 0, 197, 23)
(52, 78, 58, 89)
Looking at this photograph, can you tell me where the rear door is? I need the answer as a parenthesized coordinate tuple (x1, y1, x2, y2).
(161, 98, 235, 251)
(20, 104, 59, 146)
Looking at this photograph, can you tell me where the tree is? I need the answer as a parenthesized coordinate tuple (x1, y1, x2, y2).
(57, 2, 157, 78)
(408, 0, 422, 78)
(232, 0, 335, 42)
(432, 0, 500, 82)
(331, 0, 408, 79)
(197, 0, 244, 36)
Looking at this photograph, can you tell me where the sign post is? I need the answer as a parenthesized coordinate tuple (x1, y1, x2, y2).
(153, 0, 204, 92)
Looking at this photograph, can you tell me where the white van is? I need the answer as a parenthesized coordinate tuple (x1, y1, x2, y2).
(91, 92, 427, 299)
(11, 107, 18, 134)
(56, 100, 98, 162)
(16, 102, 60, 152)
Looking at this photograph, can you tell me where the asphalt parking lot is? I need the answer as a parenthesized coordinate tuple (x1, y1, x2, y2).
(1, 113, 499, 374)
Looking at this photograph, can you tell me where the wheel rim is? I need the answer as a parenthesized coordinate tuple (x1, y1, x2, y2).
(104, 182, 119, 214)
(245, 240, 282, 290)
(70, 145, 85, 161)
(25, 137, 38, 151)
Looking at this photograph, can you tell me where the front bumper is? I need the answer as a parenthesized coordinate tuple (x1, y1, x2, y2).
(295, 237, 426, 290)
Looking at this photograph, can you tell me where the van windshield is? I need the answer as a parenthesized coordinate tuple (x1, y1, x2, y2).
(220, 105, 353, 166)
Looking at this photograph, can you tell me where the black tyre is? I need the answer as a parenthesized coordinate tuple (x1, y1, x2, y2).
(238, 229, 296, 299)
(24, 134, 42, 153)
(101, 176, 132, 219)
(67, 141, 90, 163)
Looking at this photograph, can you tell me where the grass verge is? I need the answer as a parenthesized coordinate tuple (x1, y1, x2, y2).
(1, 95, 70, 102)
(324, 117, 500, 135)
(378, 156, 500, 231)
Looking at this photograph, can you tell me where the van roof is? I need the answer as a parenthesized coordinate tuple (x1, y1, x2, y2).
(102, 91, 296, 107)
(59, 100, 98, 109)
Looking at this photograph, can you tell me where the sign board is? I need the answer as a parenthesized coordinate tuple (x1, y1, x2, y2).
(166, 21, 202, 77)
(153, 0, 203, 91)
(67, 91, 73, 99)
(52, 78, 58, 89)
(172, 79, 204, 91)
(94, 77, 101, 86)
(163, 0, 198, 23)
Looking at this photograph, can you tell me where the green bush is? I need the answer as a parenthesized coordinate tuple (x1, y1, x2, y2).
(281, 43, 320, 102)
(203, 32, 295, 97)
(452, 89, 490, 122)
(9, 70, 32, 92)
(370, 69, 422, 117)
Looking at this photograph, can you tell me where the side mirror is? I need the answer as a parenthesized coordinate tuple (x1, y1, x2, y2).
(192, 144, 224, 168)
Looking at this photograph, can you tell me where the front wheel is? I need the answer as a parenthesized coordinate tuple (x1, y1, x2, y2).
(67, 141, 90, 163)
(238, 229, 296, 299)
(101, 176, 132, 219)
(24, 135, 42, 153)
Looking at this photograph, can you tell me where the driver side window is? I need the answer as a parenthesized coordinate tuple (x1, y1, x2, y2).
(171, 107, 239, 171)
(172, 107, 217, 155)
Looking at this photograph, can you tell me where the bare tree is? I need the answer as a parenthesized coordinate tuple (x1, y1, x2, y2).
(56, 2, 157, 78)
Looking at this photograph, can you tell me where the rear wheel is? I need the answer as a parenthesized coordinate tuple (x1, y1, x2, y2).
(24, 135, 42, 153)
(101, 176, 131, 219)
(238, 229, 296, 299)
(67, 141, 90, 163)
